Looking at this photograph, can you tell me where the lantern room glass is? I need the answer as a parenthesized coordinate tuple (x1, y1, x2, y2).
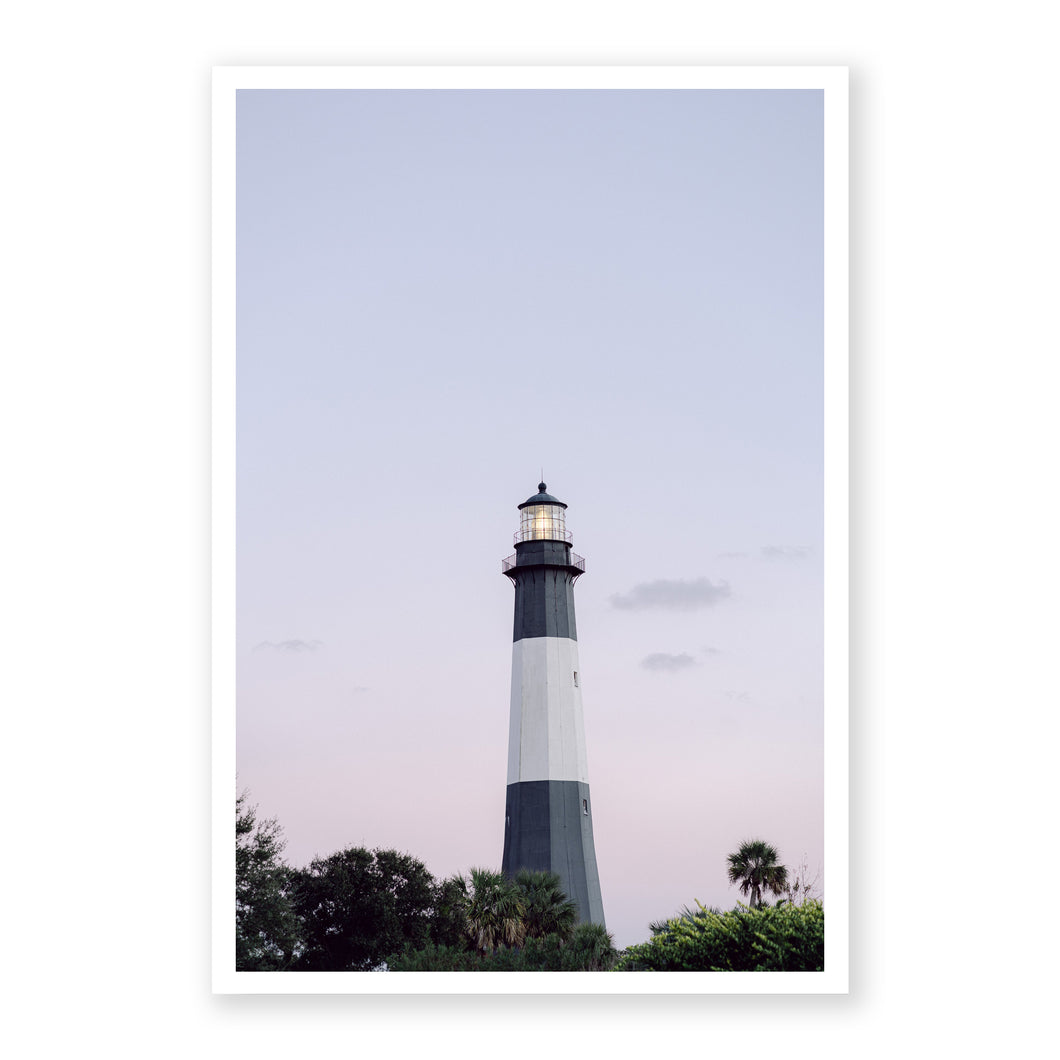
(517, 503, 570, 543)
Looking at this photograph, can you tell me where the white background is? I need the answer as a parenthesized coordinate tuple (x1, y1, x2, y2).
(2, 1, 1056, 1054)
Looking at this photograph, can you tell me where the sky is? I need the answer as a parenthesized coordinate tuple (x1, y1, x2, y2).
(235, 87, 825, 949)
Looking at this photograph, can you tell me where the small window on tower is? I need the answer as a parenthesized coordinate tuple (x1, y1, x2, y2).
(573, 671, 579, 687)
(582, 799, 589, 816)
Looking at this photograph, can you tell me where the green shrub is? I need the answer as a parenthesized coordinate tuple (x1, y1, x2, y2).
(385, 943, 482, 971)
(387, 922, 619, 972)
(618, 900, 824, 972)
(484, 933, 567, 971)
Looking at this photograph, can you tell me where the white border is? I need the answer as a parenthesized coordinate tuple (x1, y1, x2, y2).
(212, 68, 238, 990)
(212, 65, 848, 994)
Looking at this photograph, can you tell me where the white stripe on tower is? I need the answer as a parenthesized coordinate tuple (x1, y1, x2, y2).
(507, 636, 588, 784)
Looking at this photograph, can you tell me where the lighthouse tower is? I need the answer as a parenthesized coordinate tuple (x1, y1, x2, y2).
(501, 483, 605, 925)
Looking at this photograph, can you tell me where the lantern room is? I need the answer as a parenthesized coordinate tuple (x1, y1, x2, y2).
(515, 482, 572, 544)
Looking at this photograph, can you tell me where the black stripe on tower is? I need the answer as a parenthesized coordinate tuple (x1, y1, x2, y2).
(502, 780, 605, 926)
(504, 539, 581, 642)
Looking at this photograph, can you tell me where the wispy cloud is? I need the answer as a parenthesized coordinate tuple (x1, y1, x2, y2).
(760, 545, 812, 560)
(611, 577, 731, 611)
(253, 639, 323, 653)
(641, 652, 698, 673)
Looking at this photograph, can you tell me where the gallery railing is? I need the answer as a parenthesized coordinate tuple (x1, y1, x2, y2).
(502, 551, 585, 574)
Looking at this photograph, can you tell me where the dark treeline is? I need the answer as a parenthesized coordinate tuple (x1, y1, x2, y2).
(236, 793, 823, 972)
(235, 792, 619, 971)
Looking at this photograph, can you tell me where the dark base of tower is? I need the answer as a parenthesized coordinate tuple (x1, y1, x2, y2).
(501, 779, 605, 927)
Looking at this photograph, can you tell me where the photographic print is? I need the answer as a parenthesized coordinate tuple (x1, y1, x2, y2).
(213, 66, 848, 993)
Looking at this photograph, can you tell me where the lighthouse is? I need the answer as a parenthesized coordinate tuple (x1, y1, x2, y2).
(501, 483, 605, 925)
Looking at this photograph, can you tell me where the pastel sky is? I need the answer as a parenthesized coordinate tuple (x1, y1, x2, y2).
(235, 88, 824, 949)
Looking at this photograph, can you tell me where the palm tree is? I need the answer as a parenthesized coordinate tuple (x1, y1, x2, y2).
(726, 839, 789, 909)
(464, 868, 526, 956)
(514, 869, 579, 943)
(563, 922, 619, 971)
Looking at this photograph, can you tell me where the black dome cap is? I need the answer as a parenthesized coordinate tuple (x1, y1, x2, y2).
(517, 481, 568, 510)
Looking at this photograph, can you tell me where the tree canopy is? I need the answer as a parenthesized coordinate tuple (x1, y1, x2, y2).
(387, 868, 615, 970)
(235, 791, 301, 970)
(291, 846, 438, 971)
